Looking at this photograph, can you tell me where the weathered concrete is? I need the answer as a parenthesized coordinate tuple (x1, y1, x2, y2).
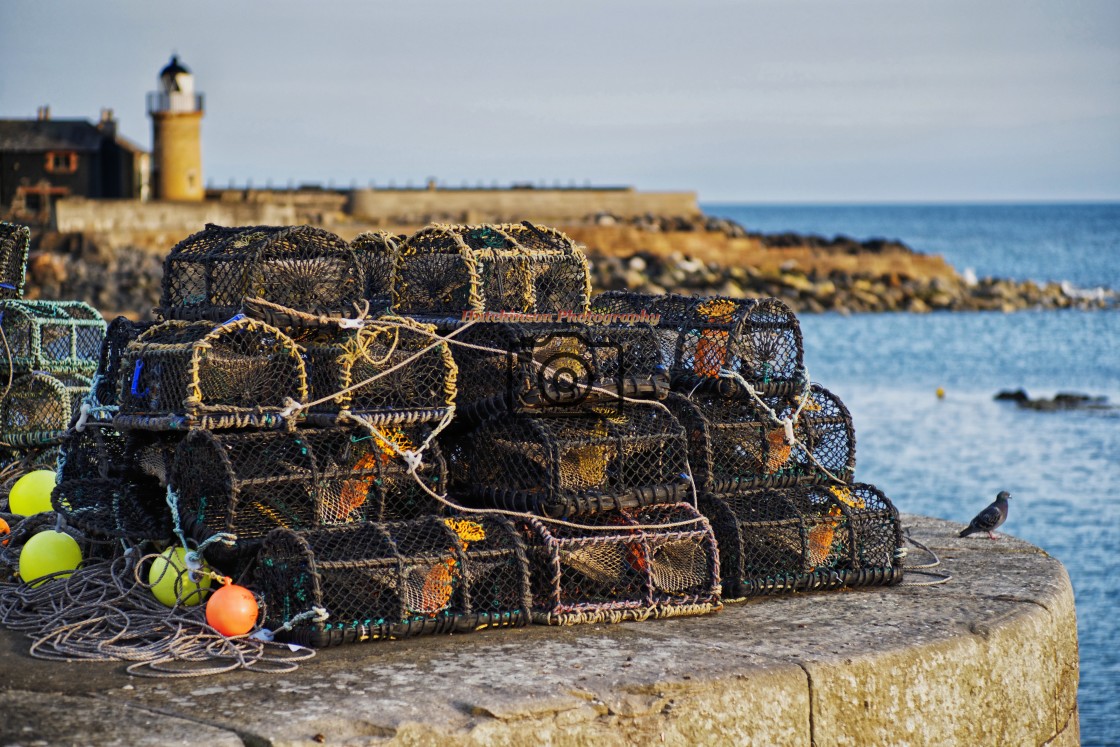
(0, 515, 1078, 746)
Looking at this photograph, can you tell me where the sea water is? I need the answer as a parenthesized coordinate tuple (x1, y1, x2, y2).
(704, 203, 1119, 745)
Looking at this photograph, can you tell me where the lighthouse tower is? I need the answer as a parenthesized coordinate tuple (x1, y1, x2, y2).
(148, 55, 204, 201)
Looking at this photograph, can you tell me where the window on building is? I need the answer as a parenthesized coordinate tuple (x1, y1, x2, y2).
(44, 152, 78, 174)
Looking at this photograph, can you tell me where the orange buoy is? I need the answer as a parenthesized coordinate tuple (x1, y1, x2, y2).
(0, 517, 9, 546)
(205, 583, 259, 636)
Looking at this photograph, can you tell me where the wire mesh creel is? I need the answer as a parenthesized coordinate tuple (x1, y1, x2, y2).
(171, 426, 448, 572)
(590, 291, 805, 396)
(291, 315, 458, 429)
(665, 384, 855, 492)
(428, 319, 668, 422)
(255, 515, 532, 646)
(700, 483, 903, 599)
(445, 406, 692, 518)
(0, 222, 30, 299)
(84, 316, 157, 424)
(0, 371, 91, 449)
(52, 425, 180, 541)
(0, 300, 106, 376)
(520, 503, 721, 625)
(158, 224, 366, 323)
(393, 223, 592, 315)
(113, 317, 307, 431)
(350, 230, 403, 309)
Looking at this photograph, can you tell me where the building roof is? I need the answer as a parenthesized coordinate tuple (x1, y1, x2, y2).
(0, 119, 107, 153)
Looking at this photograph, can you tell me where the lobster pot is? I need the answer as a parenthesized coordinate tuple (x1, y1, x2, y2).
(0, 300, 105, 376)
(52, 425, 179, 540)
(0, 222, 30, 299)
(446, 406, 691, 518)
(158, 224, 365, 322)
(591, 292, 804, 395)
(665, 385, 855, 492)
(255, 515, 531, 646)
(700, 483, 902, 599)
(350, 230, 401, 308)
(84, 316, 157, 424)
(294, 316, 457, 428)
(430, 319, 668, 422)
(171, 426, 447, 569)
(0, 372, 90, 449)
(521, 503, 720, 625)
(114, 317, 307, 431)
(393, 223, 591, 315)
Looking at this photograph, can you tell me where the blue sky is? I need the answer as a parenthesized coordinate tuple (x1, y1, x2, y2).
(2, 0, 1117, 202)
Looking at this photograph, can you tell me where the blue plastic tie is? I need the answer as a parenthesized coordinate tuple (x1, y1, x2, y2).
(130, 360, 150, 397)
(220, 313, 246, 327)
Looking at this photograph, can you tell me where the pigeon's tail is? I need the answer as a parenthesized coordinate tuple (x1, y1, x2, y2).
(959, 526, 977, 538)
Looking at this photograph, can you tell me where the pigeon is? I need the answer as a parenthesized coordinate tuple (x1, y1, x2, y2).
(959, 491, 1011, 539)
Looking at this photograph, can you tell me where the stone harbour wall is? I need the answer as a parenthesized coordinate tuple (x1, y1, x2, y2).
(0, 515, 1079, 746)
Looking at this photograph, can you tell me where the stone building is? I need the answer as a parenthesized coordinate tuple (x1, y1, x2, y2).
(0, 108, 149, 222)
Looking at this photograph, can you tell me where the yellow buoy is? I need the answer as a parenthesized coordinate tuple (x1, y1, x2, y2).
(18, 530, 82, 586)
(8, 470, 57, 516)
(148, 546, 213, 607)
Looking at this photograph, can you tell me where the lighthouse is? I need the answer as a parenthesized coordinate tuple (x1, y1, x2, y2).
(148, 55, 204, 201)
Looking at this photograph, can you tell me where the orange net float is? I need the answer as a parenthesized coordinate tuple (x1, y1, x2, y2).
(205, 578, 260, 637)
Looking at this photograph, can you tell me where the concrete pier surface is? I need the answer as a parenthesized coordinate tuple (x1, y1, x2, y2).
(0, 514, 1079, 747)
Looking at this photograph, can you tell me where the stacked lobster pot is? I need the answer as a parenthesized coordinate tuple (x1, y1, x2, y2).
(0, 222, 105, 467)
(591, 291, 903, 599)
(146, 223, 501, 645)
(374, 223, 722, 627)
(51, 226, 453, 590)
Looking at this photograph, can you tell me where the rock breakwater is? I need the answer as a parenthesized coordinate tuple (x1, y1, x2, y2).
(575, 213, 1116, 312)
(20, 217, 1118, 317)
(587, 249, 1116, 312)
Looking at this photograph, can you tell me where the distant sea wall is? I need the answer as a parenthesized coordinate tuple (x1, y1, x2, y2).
(53, 189, 700, 249)
(346, 188, 701, 225)
(55, 198, 297, 235)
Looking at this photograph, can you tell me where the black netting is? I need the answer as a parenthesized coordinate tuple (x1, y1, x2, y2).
(445, 406, 691, 518)
(394, 223, 590, 315)
(666, 384, 854, 492)
(520, 503, 720, 625)
(172, 427, 447, 572)
(85, 316, 157, 424)
(590, 291, 804, 395)
(52, 425, 178, 541)
(254, 514, 530, 646)
(0, 372, 90, 449)
(700, 483, 902, 599)
(0, 300, 106, 376)
(292, 316, 457, 428)
(427, 319, 668, 422)
(0, 222, 30, 299)
(158, 224, 365, 322)
(350, 230, 403, 309)
(114, 318, 306, 430)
